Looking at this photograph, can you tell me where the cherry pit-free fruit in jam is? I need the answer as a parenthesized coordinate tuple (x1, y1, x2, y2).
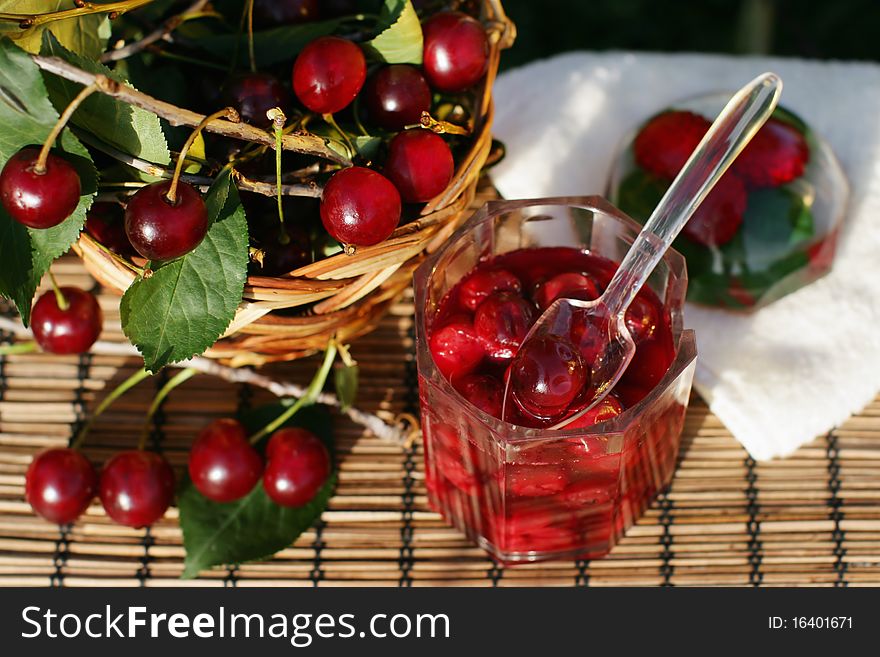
(419, 235, 695, 565)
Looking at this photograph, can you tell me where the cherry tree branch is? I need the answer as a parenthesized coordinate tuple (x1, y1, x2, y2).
(31, 55, 351, 166)
(100, 0, 212, 63)
(0, 0, 155, 27)
(0, 316, 413, 446)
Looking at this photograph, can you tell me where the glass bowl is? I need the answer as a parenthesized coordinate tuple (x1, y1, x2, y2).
(608, 95, 848, 310)
(414, 197, 697, 565)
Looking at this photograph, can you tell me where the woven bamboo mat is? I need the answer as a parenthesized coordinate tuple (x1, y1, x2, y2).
(1, 257, 879, 587)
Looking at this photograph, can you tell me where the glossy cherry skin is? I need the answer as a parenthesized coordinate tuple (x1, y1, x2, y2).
(85, 202, 135, 258)
(223, 73, 289, 127)
(31, 287, 102, 355)
(363, 65, 432, 131)
(262, 428, 331, 507)
(473, 292, 535, 361)
(429, 316, 485, 381)
(292, 36, 366, 114)
(25, 448, 97, 525)
(320, 166, 401, 246)
(253, 0, 319, 26)
(99, 451, 175, 528)
(510, 334, 588, 420)
(459, 268, 521, 312)
(384, 130, 454, 203)
(564, 393, 624, 429)
(125, 180, 209, 261)
(533, 272, 600, 310)
(0, 147, 80, 229)
(189, 419, 263, 502)
(454, 373, 503, 418)
(422, 12, 490, 92)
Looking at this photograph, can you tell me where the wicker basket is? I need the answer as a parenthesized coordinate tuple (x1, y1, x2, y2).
(74, 1, 515, 367)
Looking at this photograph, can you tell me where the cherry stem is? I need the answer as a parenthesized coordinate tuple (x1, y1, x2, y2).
(0, 0, 154, 28)
(268, 107, 288, 234)
(47, 271, 69, 312)
(138, 367, 198, 450)
(72, 367, 152, 450)
(413, 111, 471, 137)
(0, 341, 38, 356)
(34, 82, 99, 175)
(322, 113, 355, 157)
(246, 0, 256, 73)
(167, 106, 240, 204)
(249, 340, 338, 445)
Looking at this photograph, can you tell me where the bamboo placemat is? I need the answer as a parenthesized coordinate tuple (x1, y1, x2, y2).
(1, 256, 879, 587)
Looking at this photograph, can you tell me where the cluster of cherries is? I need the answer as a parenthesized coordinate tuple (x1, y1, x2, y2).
(429, 247, 676, 429)
(25, 418, 330, 528)
(632, 109, 810, 247)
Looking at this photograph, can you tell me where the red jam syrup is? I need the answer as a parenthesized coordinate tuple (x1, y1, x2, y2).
(422, 246, 685, 564)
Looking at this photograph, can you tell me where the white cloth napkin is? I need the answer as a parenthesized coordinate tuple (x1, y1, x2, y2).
(490, 51, 880, 460)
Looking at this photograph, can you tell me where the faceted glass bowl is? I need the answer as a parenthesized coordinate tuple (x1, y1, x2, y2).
(609, 95, 848, 310)
(414, 197, 697, 565)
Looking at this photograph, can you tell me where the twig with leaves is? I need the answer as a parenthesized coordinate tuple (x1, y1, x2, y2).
(100, 0, 213, 63)
(0, 315, 415, 447)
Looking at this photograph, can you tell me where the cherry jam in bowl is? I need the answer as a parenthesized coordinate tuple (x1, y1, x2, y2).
(414, 197, 697, 565)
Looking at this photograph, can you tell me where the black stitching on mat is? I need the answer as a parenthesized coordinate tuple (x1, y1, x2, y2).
(310, 519, 325, 587)
(745, 456, 763, 586)
(658, 491, 674, 586)
(137, 526, 153, 586)
(399, 326, 419, 587)
(575, 560, 591, 586)
(826, 430, 848, 587)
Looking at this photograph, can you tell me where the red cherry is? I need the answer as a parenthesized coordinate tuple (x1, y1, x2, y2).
(384, 130, 454, 203)
(509, 334, 588, 420)
(633, 110, 711, 180)
(473, 292, 535, 361)
(733, 117, 809, 187)
(25, 448, 97, 525)
(223, 73, 289, 127)
(454, 373, 503, 418)
(458, 268, 521, 312)
(363, 65, 432, 131)
(31, 287, 102, 355)
(85, 202, 136, 257)
(422, 12, 490, 93)
(262, 428, 330, 507)
(99, 451, 175, 528)
(429, 317, 484, 381)
(253, 0, 319, 26)
(533, 272, 600, 310)
(564, 394, 624, 429)
(561, 477, 616, 507)
(620, 334, 675, 392)
(292, 36, 366, 114)
(0, 147, 81, 229)
(682, 173, 747, 246)
(320, 166, 401, 246)
(125, 180, 209, 260)
(188, 419, 263, 502)
(624, 293, 659, 344)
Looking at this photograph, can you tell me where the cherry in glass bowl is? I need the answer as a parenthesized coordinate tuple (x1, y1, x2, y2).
(608, 95, 848, 310)
(414, 197, 697, 565)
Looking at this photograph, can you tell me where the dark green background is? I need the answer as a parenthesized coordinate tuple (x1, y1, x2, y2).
(499, 0, 879, 70)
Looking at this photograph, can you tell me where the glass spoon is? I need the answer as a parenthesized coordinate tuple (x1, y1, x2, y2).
(502, 72, 783, 428)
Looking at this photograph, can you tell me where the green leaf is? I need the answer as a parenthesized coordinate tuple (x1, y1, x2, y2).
(40, 32, 170, 165)
(334, 363, 359, 412)
(365, 0, 423, 64)
(120, 170, 249, 372)
(179, 404, 336, 579)
(0, 1, 109, 59)
(189, 18, 345, 68)
(0, 39, 95, 323)
(740, 186, 813, 271)
(614, 168, 667, 224)
(354, 135, 382, 160)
